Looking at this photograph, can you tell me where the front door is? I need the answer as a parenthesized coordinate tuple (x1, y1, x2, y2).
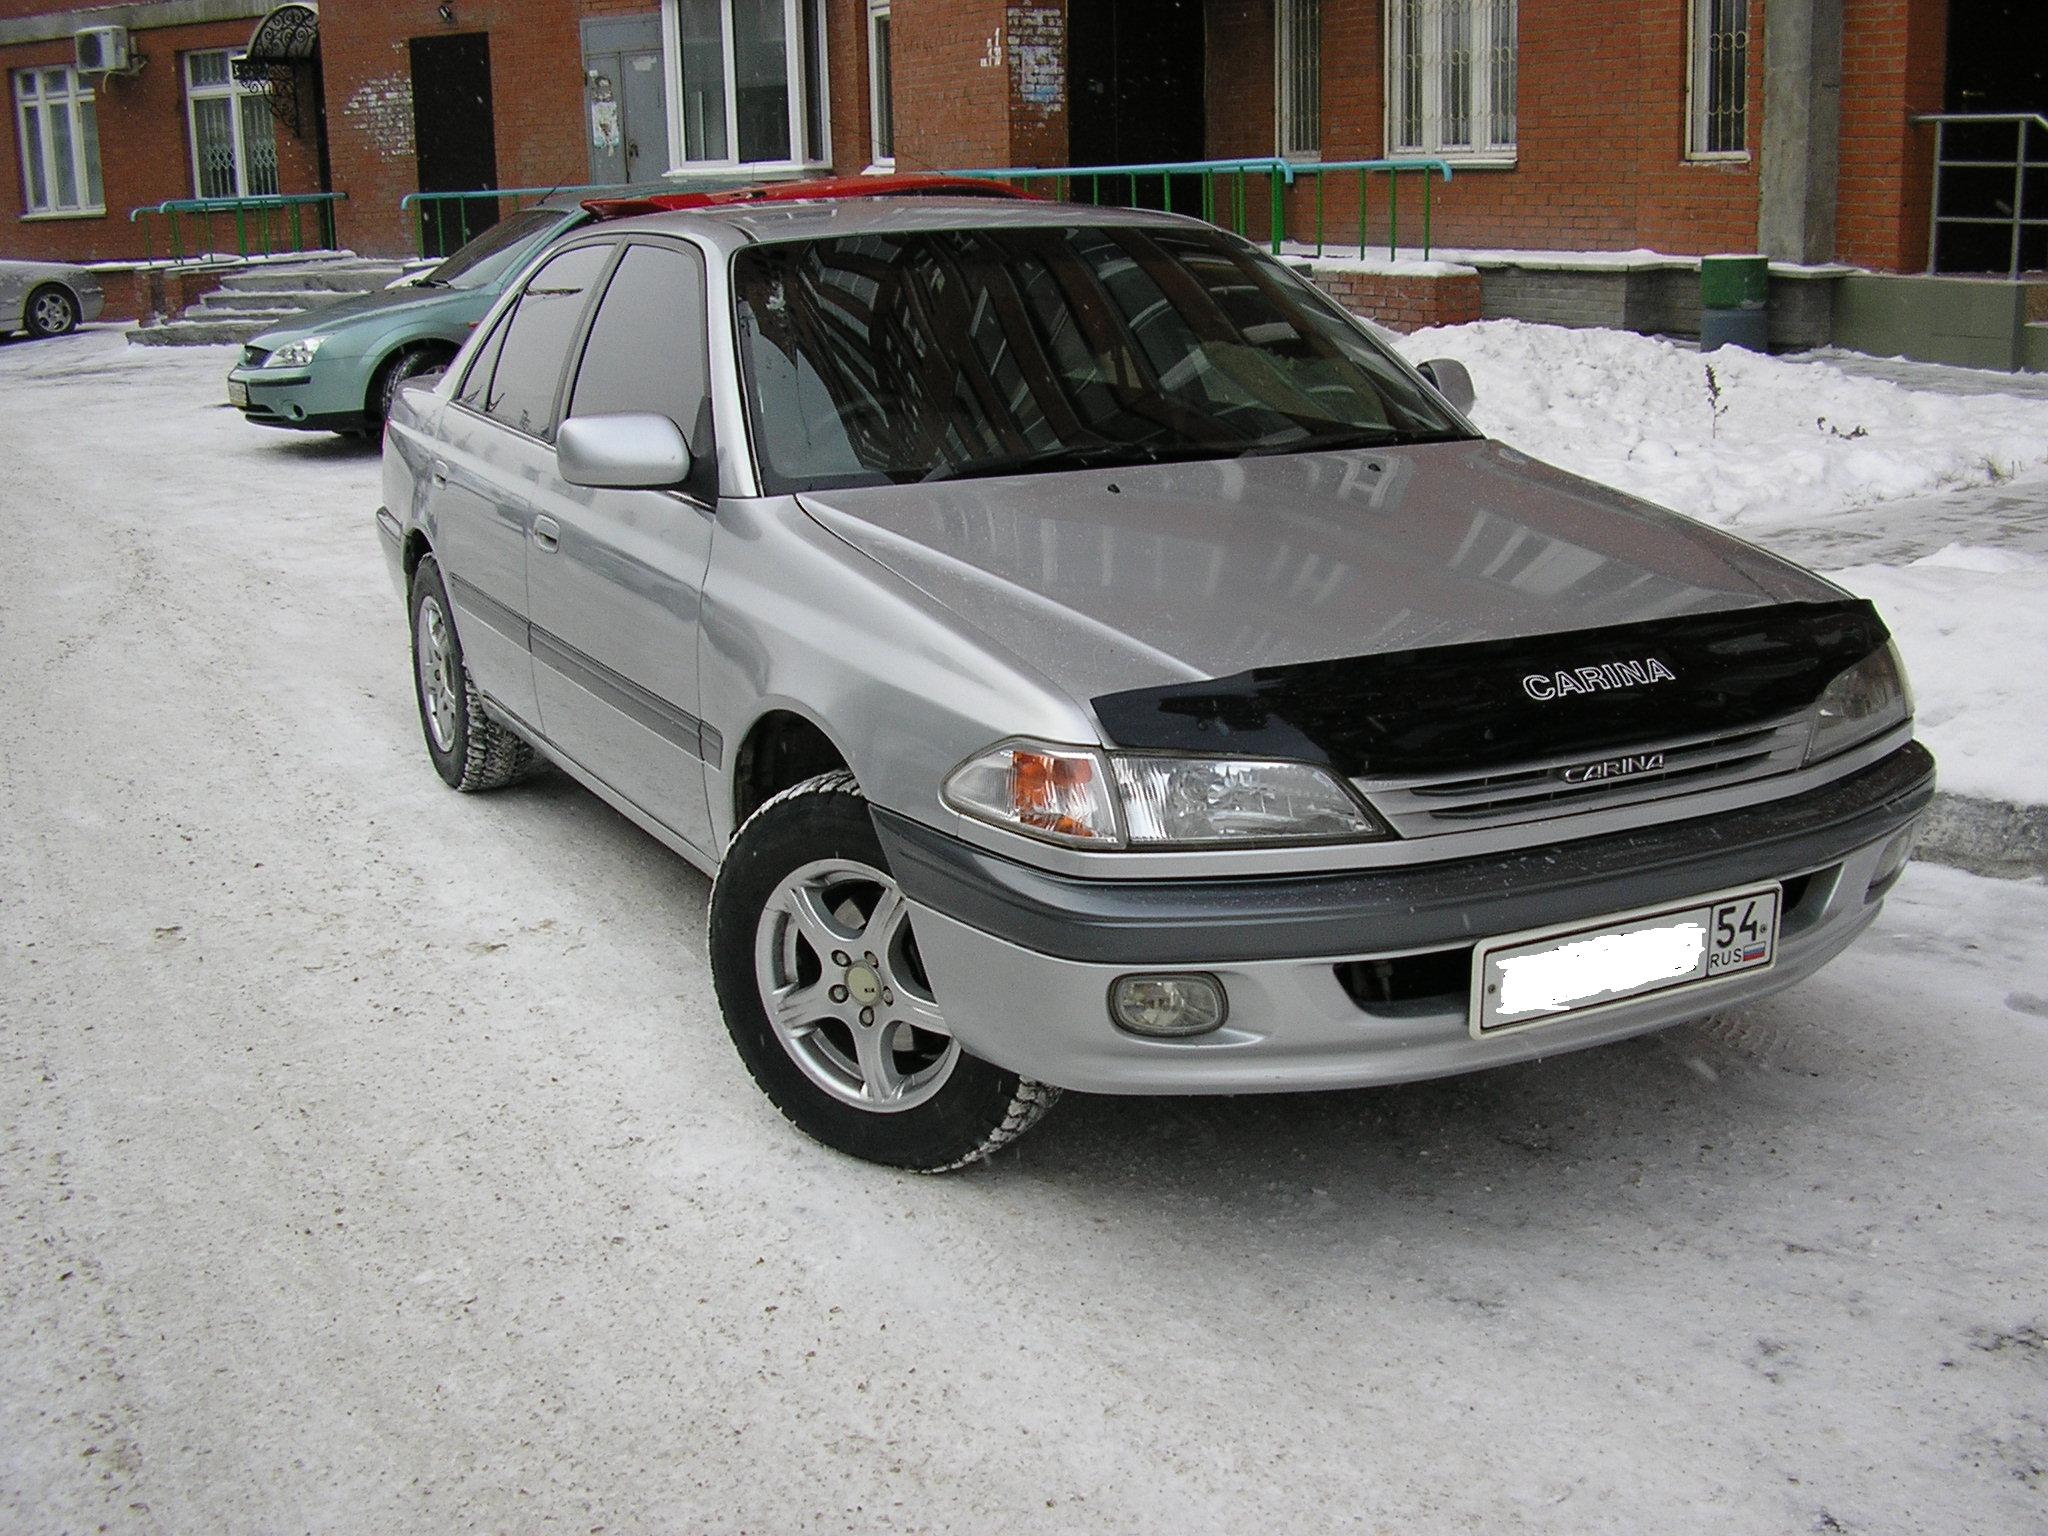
(582, 14, 671, 186)
(527, 238, 719, 852)
(411, 32, 498, 256)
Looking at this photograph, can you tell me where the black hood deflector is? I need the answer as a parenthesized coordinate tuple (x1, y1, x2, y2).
(1090, 598, 1889, 779)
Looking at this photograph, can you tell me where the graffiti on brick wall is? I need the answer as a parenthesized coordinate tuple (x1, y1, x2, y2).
(1007, 7, 1063, 116)
(344, 74, 415, 159)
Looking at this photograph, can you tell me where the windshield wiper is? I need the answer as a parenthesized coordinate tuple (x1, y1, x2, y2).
(920, 441, 1175, 482)
(1234, 426, 1472, 458)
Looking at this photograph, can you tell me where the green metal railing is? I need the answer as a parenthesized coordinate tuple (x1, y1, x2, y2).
(951, 156, 1456, 259)
(129, 193, 346, 265)
(400, 184, 626, 260)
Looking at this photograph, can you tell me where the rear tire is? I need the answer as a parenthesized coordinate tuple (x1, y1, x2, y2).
(408, 554, 534, 792)
(24, 284, 78, 339)
(709, 772, 1058, 1171)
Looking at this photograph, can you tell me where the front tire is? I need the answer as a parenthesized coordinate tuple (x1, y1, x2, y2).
(24, 284, 78, 339)
(372, 346, 449, 427)
(408, 554, 534, 791)
(709, 772, 1058, 1171)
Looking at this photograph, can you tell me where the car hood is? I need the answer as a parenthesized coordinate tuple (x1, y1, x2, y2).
(794, 439, 1841, 705)
(250, 283, 477, 349)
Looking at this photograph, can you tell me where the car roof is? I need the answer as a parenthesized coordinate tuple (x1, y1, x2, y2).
(583, 195, 1209, 252)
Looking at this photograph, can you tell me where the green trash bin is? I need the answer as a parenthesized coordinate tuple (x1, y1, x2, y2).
(1700, 254, 1770, 352)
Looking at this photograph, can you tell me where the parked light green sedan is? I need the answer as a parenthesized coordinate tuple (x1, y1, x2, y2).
(226, 201, 589, 434)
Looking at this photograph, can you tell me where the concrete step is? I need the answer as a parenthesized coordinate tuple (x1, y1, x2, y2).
(218, 263, 405, 295)
(127, 316, 278, 346)
(192, 286, 364, 312)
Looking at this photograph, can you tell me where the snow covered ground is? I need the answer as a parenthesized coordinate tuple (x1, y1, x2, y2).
(2, 330, 2046, 1535)
(1394, 321, 2048, 807)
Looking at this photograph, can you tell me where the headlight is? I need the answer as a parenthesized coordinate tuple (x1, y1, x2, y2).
(1111, 755, 1386, 844)
(267, 337, 325, 367)
(943, 740, 1388, 848)
(1805, 641, 1912, 765)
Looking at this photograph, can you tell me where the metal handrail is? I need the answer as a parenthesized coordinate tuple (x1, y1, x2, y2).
(949, 155, 1457, 259)
(399, 183, 627, 258)
(128, 192, 347, 266)
(1914, 113, 2048, 277)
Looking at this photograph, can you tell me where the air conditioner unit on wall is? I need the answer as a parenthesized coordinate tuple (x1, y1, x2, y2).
(74, 25, 133, 75)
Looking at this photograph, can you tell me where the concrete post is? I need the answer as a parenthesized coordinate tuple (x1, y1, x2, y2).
(1759, 0, 1845, 264)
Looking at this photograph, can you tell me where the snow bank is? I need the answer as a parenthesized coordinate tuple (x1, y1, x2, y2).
(1394, 320, 2048, 531)
(1829, 546, 2048, 805)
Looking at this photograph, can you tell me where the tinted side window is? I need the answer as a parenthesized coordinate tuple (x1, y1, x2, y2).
(454, 306, 512, 410)
(482, 243, 613, 439)
(568, 242, 714, 458)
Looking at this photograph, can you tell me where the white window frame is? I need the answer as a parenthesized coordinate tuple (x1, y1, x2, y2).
(1275, 0, 1321, 160)
(14, 66, 103, 217)
(184, 49, 280, 200)
(867, 0, 893, 169)
(1686, 0, 1751, 161)
(1385, 0, 1519, 166)
(658, 0, 832, 172)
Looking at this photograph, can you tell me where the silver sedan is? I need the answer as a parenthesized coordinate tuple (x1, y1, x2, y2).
(1, 259, 104, 338)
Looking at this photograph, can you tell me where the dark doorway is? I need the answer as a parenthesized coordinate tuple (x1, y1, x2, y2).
(1068, 0, 1205, 215)
(411, 33, 498, 257)
(1937, 1, 2048, 273)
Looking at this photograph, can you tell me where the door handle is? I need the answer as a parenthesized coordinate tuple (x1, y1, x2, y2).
(532, 515, 561, 553)
(429, 460, 448, 486)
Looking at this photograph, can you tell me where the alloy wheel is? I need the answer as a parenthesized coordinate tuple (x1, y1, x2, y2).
(752, 858, 958, 1112)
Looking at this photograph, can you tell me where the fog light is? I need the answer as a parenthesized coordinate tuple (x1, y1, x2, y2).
(1868, 825, 1918, 897)
(1109, 974, 1228, 1037)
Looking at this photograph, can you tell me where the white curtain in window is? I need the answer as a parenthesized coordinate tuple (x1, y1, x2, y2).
(1390, 0, 1517, 157)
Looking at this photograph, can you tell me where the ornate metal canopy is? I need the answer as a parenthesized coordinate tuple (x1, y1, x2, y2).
(233, 3, 320, 138)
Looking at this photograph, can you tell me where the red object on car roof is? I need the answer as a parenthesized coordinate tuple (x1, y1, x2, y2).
(582, 173, 1037, 221)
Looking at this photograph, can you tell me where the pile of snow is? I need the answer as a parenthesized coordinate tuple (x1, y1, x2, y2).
(1394, 320, 2048, 531)
(1830, 545, 2048, 804)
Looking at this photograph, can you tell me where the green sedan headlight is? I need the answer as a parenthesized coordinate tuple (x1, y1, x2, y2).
(267, 337, 326, 368)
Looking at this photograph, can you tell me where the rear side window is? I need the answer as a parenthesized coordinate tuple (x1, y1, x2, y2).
(568, 242, 714, 458)
(481, 242, 612, 440)
(454, 308, 511, 410)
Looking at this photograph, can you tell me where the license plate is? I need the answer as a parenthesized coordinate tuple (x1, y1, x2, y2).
(1471, 883, 1781, 1038)
(228, 378, 249, 409)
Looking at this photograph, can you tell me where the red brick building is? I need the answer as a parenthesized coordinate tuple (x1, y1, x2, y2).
(2, 3, 2039, 286)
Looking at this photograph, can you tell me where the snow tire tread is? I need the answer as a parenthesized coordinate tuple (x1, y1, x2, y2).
(711, 770, 1060, 1173)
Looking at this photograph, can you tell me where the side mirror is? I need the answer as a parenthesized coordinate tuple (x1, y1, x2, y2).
(557, 412, 692, 490)
(1417, 358, 1477, 415)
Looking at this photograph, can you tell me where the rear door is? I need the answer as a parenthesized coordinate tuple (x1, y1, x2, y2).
(526, 238, 719, 852)
(428, 240, 615, 729)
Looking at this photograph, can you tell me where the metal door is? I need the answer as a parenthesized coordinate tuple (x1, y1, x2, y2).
(582, 15, 669, 184)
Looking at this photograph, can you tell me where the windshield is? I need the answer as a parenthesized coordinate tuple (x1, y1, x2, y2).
(733, 224, 1475, 492)
(426, 208, 577, 290)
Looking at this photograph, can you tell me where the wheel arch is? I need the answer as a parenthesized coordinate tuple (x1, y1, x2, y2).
(365, 337, 460, 418)
(729, 707, 854, 834)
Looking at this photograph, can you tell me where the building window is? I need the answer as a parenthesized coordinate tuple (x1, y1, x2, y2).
(664, 0, 830, 167)
(1688, 0, 1749, 158)
(15, 67, 103, 215)
(868, 1, 893, 166)
(185, 50, 281, 199)
(1276, 0, 1320, 158)
(1388, 0, 1518, 161)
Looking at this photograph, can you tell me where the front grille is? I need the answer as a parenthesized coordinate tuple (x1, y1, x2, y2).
(1358, 715, 1813, 837)
(240, 344, 270, 369)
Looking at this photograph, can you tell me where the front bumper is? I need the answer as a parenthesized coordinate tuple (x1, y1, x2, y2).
(227, 361, 370, 432)
(876, 742, 1936, 1094)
